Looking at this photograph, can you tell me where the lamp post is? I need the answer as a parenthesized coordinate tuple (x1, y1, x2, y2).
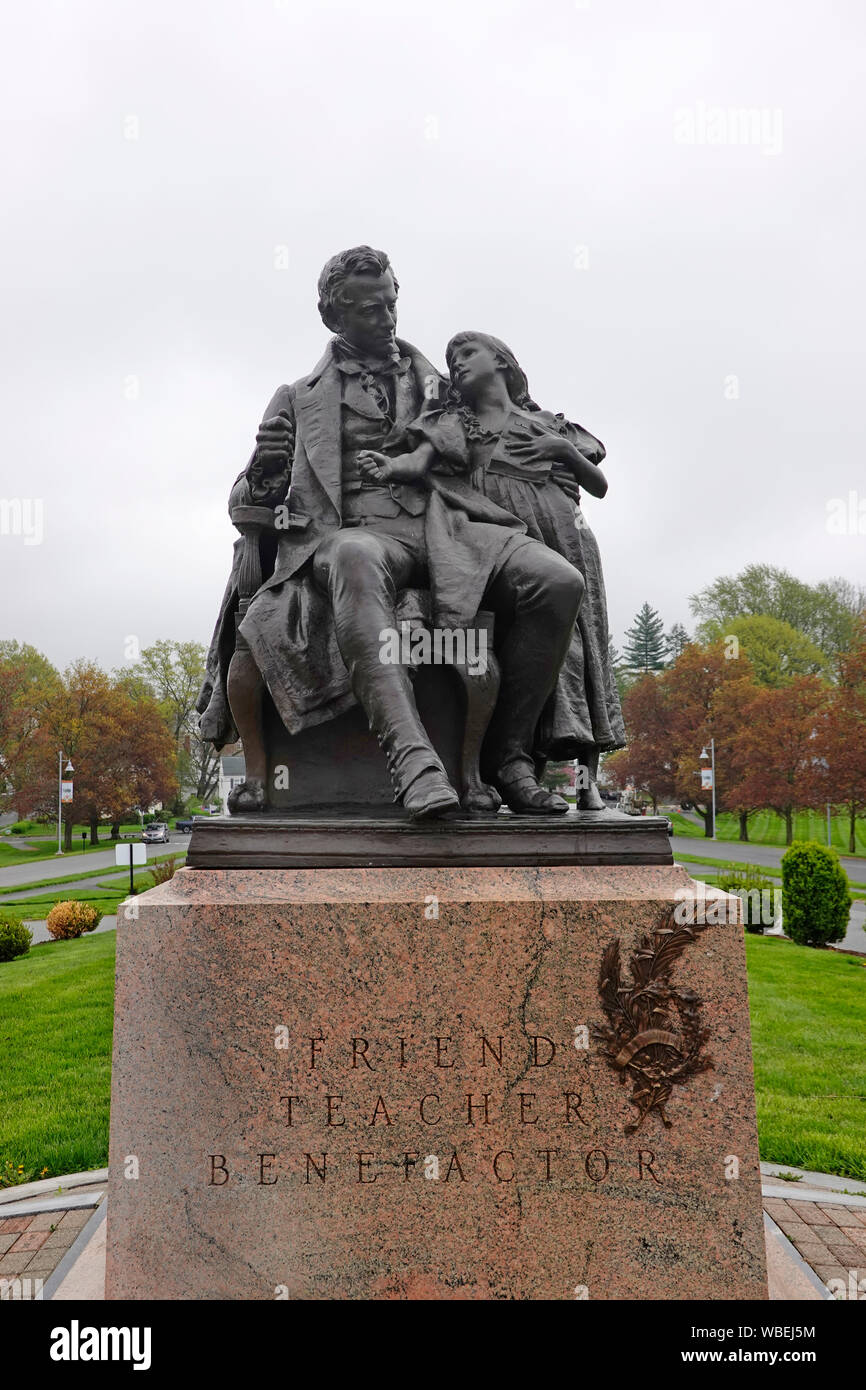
(56, 752, 74, 855)
(700, 740, 716, 841)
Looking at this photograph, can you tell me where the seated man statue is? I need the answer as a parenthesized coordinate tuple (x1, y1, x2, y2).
(197, 246, 584, 820)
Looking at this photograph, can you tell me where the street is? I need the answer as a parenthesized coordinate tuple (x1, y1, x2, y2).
(0, 833, 190, 890)
(671, 834, 866, 884)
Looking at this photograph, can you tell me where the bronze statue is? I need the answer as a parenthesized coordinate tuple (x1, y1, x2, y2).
(197, 247, 624, 821)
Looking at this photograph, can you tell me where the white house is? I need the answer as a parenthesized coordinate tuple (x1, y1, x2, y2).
(218, 754, 246, 813)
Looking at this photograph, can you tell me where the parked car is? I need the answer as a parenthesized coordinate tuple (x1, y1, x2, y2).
(175, 819, 194, 834)
(142, 822, 170, 844)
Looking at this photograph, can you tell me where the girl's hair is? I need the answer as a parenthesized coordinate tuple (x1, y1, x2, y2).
(445, 332, 539, 410)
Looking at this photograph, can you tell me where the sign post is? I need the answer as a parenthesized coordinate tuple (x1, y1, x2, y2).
(57, 752, 74, 855)
(699, 740, 716, 840)
(116, 841, 147, 896)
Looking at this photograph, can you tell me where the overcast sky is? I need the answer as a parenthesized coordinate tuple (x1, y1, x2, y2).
(2, 0, 864, 674)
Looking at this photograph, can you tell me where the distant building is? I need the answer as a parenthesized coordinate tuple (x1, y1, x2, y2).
(218, 754, 246, 813)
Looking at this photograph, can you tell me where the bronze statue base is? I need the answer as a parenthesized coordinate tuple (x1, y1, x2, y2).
(185, 808, 673, 869)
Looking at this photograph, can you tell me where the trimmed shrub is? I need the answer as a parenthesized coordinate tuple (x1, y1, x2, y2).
(8, 819, 42, 835)
(44, 901, 103, 941)
(781, 841, 851, 947)
(716, 868, 779, 934)
(0, 912, 32, 962)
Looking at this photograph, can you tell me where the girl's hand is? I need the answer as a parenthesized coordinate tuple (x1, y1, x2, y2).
(358, 450, 396, 482)
(549, 462, 581, 502)
(359, 447, 433, 482)
(507, 419, 570, 465)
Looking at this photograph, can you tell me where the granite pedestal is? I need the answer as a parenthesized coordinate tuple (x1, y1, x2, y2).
(105, 862, 767, 1299)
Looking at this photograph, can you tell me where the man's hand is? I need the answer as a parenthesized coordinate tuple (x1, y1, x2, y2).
(247, 409, 294, 504)
(253, 409, 294, 475)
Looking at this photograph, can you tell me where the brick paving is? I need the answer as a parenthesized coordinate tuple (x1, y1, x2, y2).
(2, 1187, 863, 1299)
(764, 1195, 866, 1298)
(0, 1207, 94, 1292)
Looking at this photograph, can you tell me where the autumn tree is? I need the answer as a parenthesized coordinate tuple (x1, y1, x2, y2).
(726, 676, 830, 845)
(664, 641, 757, 837)
(123, 640, 220, 807)
(0, 642, 59, 812)
(608, 641, 760, 828)
(604, 674, 674, 814)
(17, 661, 176, 849)
(709, 676, 768, 841)
(822, 617, 866, 852)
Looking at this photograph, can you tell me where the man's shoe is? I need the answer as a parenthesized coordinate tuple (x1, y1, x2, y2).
(403, 769, 461, 820)
(495, 766, 570, 816)
(577, 782, 607, 811)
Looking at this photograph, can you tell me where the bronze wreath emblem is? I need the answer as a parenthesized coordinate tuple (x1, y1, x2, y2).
(594, 907, 714, 1134)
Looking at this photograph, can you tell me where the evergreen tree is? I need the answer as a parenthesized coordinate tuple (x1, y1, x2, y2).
(665, 622, 690, 664)
(623, 603, 666, 674)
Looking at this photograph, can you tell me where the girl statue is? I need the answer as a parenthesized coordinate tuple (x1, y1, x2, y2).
(359, 331, 625, 809)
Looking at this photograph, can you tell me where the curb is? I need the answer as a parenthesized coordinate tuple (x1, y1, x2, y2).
(0, 1189, 104, 1219)
(0, 1168, 108, 1210)
(761, 1183, 866, 1208)
(760, 1162, 866, 1200)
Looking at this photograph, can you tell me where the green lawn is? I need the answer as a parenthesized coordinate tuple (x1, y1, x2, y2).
(1, 929, 864, 1183)
(745, 936, 866, 1181)
(669, 809, 866, 856)
(0, 933, 115, 1179)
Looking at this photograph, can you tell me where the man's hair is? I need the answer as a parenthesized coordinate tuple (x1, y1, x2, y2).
(317, 245, 398, 331)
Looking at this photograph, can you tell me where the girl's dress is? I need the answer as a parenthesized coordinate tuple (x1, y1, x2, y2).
(412, 403, 626, 759)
